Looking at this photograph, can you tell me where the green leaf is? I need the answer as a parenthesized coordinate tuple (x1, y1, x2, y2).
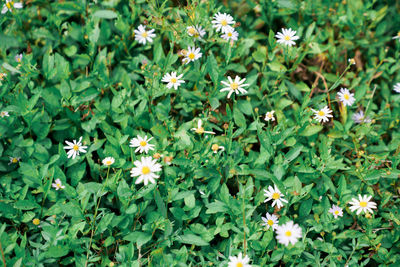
(178, 234, 209, 246)
(93, 10, 118, 19)
(299, 125, 323, 136)
(14, 200, 40, 210)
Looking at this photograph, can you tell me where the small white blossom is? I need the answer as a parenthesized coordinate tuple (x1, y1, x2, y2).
(161, 72, 185, 90)
(311, 106, 333, 123)
(352, 110, 371, 124)
(8, 157, 20, 165)
(211, 144, 225, 153)
(264, 184, 288, 209)
(187, 25, 206, 39)
(261, 212, 279, 230)
(15, 54, 22, 63)
(52, 179, 65, 190)
(182, 46, 202, 64)
(212, 12, 235, 33)
(102, 157, 115, 166)
(393, 83, 400, 93)
(228, 253, 251, 267)
(220, 76, 249, 99)
(328, 204, 343, 219)
(1, 0, 23, 14)
(221, 28, 239, 42)
(134, 24, 156, 45)
(130, 156, 162, 185)
(337, 88, 355, 106)
(264, 110, 275, 121)
(275, 28, 299, 47)
(129, 135, 155, 154)
(0, 111, 9, 118)
(276, 221, 302, 246)
(63, 137, 88, 159)
(349, 194, 377, 215)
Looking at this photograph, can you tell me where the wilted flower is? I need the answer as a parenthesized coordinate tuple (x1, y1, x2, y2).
(187, 25, 206, 39)
(211, 144, 225, 153)
(352, 110, 371, 124)
(191, 119, 215, 135)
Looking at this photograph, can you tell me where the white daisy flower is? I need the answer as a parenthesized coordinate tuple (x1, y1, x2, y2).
(63, 136, 88, 159)
(263, 184, 288, 209)
(348, 194, 377, 215)
(0, 73, 6, 81)
(0, 111, 9, 118)
(129, 135, 155, 154)
(187, 25, 206, 39)
(352, 110, 371, 124)
(261, 212, 279, 230)
(348, 58, 356, 65)
(311, 106, 333, 123)
(1, 0, 23, 14)
(102, 157, 115, 166)
(328, 204, 343, 219)
(52, 179, 65, 190)
(264, 110, 275, 121)
(337, 88, 355, 106)
(134, 24, 156, 45)
(212, 12, 235, 33)
(161, 72, 185, 90)
(221, 28, 239, 42)
(8, 157, 20, 165)
(275, 28, 299, 47)
(275, 221, 302, 246)
(182, 46, 202, 64)
(393, 83, 400, 93)
(15, 53, 22, 63)
(211, 144, 225, 153)
(228, 252, 251, 267)
(191, 119, 215, 135)
(130, 156, 162, 185)
(220, 76, 249, 99)
(392, 31, 400, 42)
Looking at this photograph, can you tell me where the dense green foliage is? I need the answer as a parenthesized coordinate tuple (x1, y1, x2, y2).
(1, 0, 400, 266)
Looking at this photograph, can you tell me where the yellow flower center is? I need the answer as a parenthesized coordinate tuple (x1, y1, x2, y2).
(188, 27, 196, 35)
(6, 1, 14, 9)
(195, 127, 204, 134)
(188, 53, 195, 60)
(170, 77, 177, 83)
(33, 218, 40, 225)
(268, 113, 273, 118)
(141, 32, 148, 38)
(228, 32, 232, 37)
(211, 144, 219, 151)
(284, 35, 291, 41)
(105, 160, 112, 165)
(236, 263, 243, 267)
(142, 166, 150, 174)
(334, 210, 339, 215)
(398, 31, 400, 37)
(318, 110, 325, 116)
(230, 82, 239, 90)
(267, 220, 274, 226)
(140, 141, 147, 147)
(73, 144, 79, 151)
(359, 201, 367, 207)
(12, 158, 18, 163)
(272, 192, 280, 200)
(285, 231, 292, 237)
(56, 183, 61, 187)
(344, 94, 350, 100)
(221, 20, 228, 26)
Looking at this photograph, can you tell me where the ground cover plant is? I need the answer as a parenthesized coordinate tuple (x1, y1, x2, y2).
(1, 0, 400, 266)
